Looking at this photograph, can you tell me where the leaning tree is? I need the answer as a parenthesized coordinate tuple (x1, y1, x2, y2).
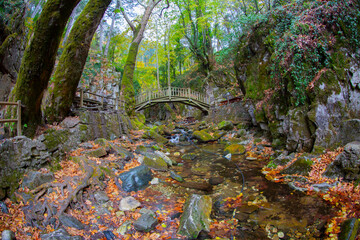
(43, 0, 112, 123)
(119, 0, 168, 115)
(9, 0, 81, 136)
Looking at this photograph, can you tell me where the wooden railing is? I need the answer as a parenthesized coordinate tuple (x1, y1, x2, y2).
(135, 87, 210, 105)
(0, 101, 22, 136)
(75, 88, 125, 111)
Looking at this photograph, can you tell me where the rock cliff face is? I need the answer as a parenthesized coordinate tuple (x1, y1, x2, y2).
(233, 2, 360, 152)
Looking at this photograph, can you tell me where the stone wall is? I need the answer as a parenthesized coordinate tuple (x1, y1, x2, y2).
(0, 110, 131, 200)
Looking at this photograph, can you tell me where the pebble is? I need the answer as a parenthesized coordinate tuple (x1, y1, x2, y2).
(278, 232, 285, 238)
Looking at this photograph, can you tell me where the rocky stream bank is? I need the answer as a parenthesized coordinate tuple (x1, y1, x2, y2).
(0, 114, 359, 239)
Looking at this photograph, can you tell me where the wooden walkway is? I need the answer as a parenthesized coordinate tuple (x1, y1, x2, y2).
(135, 87, 210, 112)
(73, 88, 125, 112)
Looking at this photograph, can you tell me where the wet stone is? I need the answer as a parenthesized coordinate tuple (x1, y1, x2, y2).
(133, 212, 158, 232)
(83, 147, 107, 158)
(209, 176, 224, 185)
(119, 165, 153, 192)
(170, 171, 184, 182)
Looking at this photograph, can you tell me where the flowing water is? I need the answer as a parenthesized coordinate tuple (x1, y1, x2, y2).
(166, 138, 335, 239)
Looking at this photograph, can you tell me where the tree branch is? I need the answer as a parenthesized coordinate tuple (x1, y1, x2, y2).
(119, 0, 136, 32)
(137, 0, 146, 8)
(158, 0, 169, 17)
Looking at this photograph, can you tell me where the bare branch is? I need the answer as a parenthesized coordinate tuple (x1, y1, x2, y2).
(158, 0, 169, 17)
(119, 0, 136, 32)
(137, 0, 146, 8)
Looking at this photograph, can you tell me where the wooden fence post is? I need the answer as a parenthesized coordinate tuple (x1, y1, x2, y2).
(17, 100, 21, 136)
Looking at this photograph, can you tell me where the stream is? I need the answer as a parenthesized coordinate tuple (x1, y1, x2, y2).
(160, 130, 335, 239)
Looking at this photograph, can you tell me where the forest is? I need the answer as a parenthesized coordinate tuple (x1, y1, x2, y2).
(0, 0, 360, 239)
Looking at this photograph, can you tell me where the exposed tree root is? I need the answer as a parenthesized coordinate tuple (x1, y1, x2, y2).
(25, 156, 111, 228)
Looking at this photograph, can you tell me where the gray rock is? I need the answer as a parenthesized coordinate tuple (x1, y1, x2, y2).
(119, 196, 141, 211)
(133, 212, 158, 232)
(60, 117, 80, 129)
(94, 191, 109, 204)
(139, 208, 156, 217)
(21, 171, 54, 190)
(0, 201, 9, 213)
(41, 228, 84, 240)
(142, 152, 168, 171)
(119, 165, 153, 192)
(59, 214, 85, 230)
(79, 142, 94, 149)
(1, 230, 15, 240)
(325, 141, 360, 180)
(311, 182, 338, 193)
(178, 194, 212, 239)
(116, 220, 131, 235)
(108, 142, 133, 159)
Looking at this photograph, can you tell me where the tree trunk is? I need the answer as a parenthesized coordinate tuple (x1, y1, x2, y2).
(121, 37, 140, 116)
(62, 2, 82, 44)
(9, 0, 80, 136)
(120, 0, 162, 115)
(43, 0, 111, 123)
(104, 0, 119, 57)
(98, 20, 104, 52)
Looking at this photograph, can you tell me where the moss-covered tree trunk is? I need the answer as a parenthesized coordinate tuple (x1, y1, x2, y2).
(43, 0, 111, 123)
(120, 0, 163, 115)
(9, 0, 80, 136)
(121, 34, 140, 116)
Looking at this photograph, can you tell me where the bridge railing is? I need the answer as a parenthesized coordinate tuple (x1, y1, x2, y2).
(135, 87, 209, 105)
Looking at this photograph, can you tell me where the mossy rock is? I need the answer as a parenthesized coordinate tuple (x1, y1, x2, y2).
(272, 138, 285, 149)
(181, 153, 197, 160)
(236, 129, 247, 138)
(192, 130, 213, 143)
(212, 131, 227, 140)
(224, 144, 246, 154)
(280, 156, 314, 176)
(143, 154, 168, 171)
(43, 129, 71, 152)
(94, 138, 108, 147)
(143, 129, 168, 145)
(217, 121, 234, 131)
(84, 147, 107, 158)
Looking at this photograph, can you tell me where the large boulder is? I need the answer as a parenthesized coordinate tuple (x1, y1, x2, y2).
(118, 165, 153, 192)
(324, 141, 360, 180)
(178, 194, 212, 239)
(143, 129, 169, 144)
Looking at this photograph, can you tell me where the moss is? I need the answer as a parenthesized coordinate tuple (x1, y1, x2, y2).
(121, 40, 139, 116)
(43, 0, 112, 123)
(312, 145, 326, 155)
(43, 129, 71, 151)
(0, 32, 18, 56)
(10, 0, 81, 135)
(192, 130, 214, 143)
(224, 144, 246, 154)
(79, 124, 88, 131)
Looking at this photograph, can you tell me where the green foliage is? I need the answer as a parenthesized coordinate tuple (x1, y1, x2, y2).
(267, 0, 360, 106)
